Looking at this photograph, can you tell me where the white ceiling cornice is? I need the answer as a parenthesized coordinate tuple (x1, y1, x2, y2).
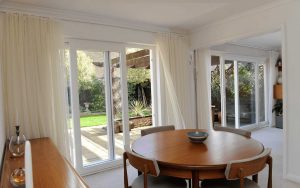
(190, 0, 293, 34)
(228, 42, 278, 52)
(0, 1, 180, 34)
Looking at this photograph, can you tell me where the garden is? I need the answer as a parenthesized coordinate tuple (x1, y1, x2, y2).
(71, 50, 152, 128)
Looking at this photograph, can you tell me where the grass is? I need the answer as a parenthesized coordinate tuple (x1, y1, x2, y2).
(79, 112, 153, 127)
(80, 114, 107, 127)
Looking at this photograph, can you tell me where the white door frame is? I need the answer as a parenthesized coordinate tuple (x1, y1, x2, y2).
(124, 44, 158, 128)
(68, 39, 158, 175)
(211, 51, 268, 129)
(69, 39, 127, 175)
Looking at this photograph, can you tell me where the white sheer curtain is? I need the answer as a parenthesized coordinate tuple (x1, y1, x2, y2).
(195, 49, 211, 129)
(0, 13, 72, 161)
(156, 33, 196, 129)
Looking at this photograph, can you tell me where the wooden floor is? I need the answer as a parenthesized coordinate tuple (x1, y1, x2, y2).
(81, 125, 151, 165)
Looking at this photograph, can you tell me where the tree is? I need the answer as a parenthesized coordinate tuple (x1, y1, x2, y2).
(127, 68, 151, 106)
(64, 50, 96, 86)
(127, 68, 150, 85)
(77, 51, 96, 89)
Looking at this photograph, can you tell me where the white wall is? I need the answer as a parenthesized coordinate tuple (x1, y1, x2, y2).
(191, 0, 300, 186)
(0, 1, 161, 46)
(62, 20, 156, 45)
(61, 21, 155, 45)
(211, 43, 270, 58)
(284, 4, 300, 183)
(190, 1, 291, 49)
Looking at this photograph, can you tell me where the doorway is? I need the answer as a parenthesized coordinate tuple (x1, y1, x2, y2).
(65, 39, 156, 175)
(210, 54, 267, 129)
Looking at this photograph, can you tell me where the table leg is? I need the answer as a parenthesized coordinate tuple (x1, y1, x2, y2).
(188, 179, 192, 188)
(192, 170, 199, 188)
(252, 174, 258, 183)
(138, 170, 142, 176)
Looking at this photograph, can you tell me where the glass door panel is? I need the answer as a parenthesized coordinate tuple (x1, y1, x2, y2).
(212, 55, 267, 130)
(109, 52, 124, 159)
(126, 48, 153, 146)
(64, 48, 75, 163)
(238, 61, 256, 127)
(211, 56, 221, 126)
(258, 64, 266, 122)
(224, 60, 235, 128)
(76, 50, 109, 166)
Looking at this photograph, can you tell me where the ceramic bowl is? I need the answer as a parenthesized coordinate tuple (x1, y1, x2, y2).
(187, 131, 208, 143)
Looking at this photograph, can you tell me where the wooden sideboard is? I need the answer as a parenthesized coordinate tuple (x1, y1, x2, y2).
(0, 138, 88, 188)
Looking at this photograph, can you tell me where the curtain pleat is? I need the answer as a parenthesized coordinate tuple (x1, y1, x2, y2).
(156, 33, 196, 129)
(0, 13, 72, 161)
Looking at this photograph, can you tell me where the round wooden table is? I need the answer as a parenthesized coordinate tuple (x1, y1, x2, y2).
(131, 129, 264, 188)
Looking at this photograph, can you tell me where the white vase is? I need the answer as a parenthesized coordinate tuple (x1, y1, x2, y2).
(277, 72, 282, 84)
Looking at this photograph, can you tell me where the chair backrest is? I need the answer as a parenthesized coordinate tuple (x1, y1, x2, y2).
(225, 148, 272, 180)
(123, 150, 160, 188)
(214, 126, 251, 138)
(141, 125, 175, 136)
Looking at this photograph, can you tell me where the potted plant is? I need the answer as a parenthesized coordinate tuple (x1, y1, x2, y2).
(272, 101, 283, 129)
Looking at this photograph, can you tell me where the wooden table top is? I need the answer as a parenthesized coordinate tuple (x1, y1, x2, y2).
(132, 129, 264, 169)
(0, 138, 88, 188)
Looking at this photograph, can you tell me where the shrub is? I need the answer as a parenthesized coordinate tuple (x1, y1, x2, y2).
(79, 77, 106, 113)
(130, 100, 147, 117)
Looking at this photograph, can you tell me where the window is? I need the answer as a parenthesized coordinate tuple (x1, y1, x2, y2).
(211, 55, 267, 129)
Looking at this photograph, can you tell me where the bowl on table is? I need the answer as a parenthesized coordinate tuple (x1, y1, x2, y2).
(187, 131, 208, 143)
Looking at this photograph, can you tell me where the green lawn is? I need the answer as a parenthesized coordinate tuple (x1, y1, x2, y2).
(80, 115, 107, 127)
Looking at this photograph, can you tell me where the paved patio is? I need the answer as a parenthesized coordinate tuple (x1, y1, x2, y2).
(81, 125, 151, 166)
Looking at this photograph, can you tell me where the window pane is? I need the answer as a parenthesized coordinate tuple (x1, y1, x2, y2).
(258, 64, 265, 122)
(225, 60, 235, 128)
(77, 50, 109, 166)
(126, 48, 153, 146)
(238, 62, 256, 126)
(211, 56, 221, 126)
(110, 52, 124, 159)
(64, 48, 75, 163)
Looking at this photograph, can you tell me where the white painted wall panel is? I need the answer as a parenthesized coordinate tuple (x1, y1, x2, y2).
(211, 43, 270, 58)
(284, 2, 300, 182)
(62, 20, 156, 45)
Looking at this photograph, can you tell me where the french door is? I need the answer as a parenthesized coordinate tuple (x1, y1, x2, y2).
(67, 40, 157, 175)
(212, 54, 268, 129)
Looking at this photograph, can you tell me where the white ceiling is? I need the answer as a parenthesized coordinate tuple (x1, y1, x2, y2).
(2, 0, 283, 30)
(231, 31, 282, 51)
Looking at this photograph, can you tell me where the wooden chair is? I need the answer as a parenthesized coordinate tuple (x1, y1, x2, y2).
(214, 126, 252, 138)
(140, 125, 193, 187)
(123, 150, 187, 188)
(141, 125, 175, 136)
(201, 148, 272, 188)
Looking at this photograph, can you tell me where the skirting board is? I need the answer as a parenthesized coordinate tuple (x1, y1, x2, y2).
(286, 173, 300, 184)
